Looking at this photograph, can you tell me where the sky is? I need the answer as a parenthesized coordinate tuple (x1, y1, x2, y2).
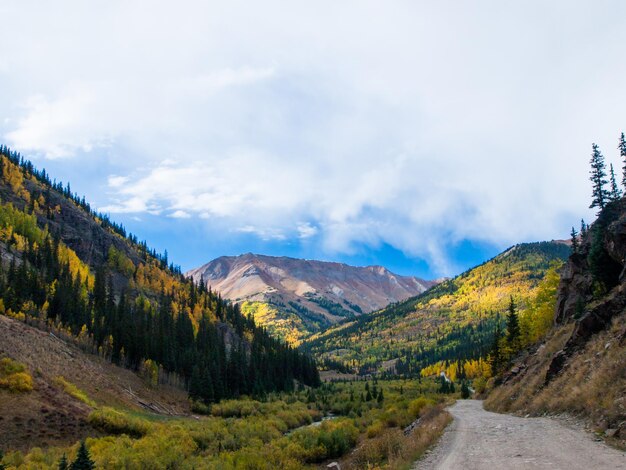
(1, 1, 625, 278)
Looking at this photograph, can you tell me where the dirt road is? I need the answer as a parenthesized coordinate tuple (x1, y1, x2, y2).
(415, 400, 626, 469)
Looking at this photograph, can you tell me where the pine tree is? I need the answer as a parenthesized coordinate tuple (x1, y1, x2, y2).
(70, 441, 95, 470)
(610, 163, 622, 200)
(580, 219, 588, 239)
(461, 381, 471, 399)
(377, 388, 384, 403)
(488, 320, 503, 374)
(620, 132, 626, 189)
(58, 454, 69, 470)
(571, 227, 579, 253)
(506, 296, 521, 351)
(589, 143, 610, 211)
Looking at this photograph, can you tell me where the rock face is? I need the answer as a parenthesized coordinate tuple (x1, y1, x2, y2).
(547, 199, 626, 382)
(187, 254, 436, 330)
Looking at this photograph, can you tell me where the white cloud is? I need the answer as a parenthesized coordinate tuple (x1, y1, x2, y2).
(170, 210, 191, 219)
(297, 223, 318, 239)
(1, 1, 625, 274)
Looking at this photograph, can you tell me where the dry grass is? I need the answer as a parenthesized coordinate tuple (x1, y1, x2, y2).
(485, 312, 626, 446)
(340, 404, 452, 470)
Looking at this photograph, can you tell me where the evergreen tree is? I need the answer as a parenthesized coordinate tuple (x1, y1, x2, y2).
(58, 454, 69, 470)
(461, 381, 471, 399)
(617, 132, 626, 188)
(589, 143, 610, 212)
(580, 219, 588, 239)
(571, 227, 579, 253)
(438, 375, 449, 393)
(70, 441, 95, 470)
(488, 321, 503, 374)
(610, 163, 622, 200)
(506, 296, 521, 351)
(377, 388, 384, 403)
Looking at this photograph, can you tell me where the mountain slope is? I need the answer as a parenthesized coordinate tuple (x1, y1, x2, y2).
(187, 253, 436, 343)
(303, 241, 571, 376)
(0, 145, 319, 411)
(485, 199, 626, 446)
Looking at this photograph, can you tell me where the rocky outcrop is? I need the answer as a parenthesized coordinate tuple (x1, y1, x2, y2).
(547, 199, 626, 383)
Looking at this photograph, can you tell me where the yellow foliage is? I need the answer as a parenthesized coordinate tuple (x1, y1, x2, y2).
(54, 376, 96, 407)
(0, 358, 33, 393)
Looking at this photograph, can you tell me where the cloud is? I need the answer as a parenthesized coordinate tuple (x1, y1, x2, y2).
(170, 210, 191, 219)
(1, 1, 625, 274)
(297, 223, 318, 239)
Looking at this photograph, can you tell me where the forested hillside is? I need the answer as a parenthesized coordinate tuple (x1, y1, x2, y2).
(0, 145, 319, 405)
(303, 242, 570, 380)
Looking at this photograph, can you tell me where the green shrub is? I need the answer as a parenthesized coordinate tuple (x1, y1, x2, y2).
(88, 407, 152, 438)
(408, 397, 433, 418)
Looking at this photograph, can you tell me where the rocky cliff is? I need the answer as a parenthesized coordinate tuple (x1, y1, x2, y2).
(486, 199, 626, 445)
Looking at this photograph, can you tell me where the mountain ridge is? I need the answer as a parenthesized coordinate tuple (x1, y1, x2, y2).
(187, 252, 437, 343)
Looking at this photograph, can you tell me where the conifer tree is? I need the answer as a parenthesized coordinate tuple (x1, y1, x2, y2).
(58, 454, 69, 470)
(70, 441, 95, 470)
(589, 143, 610, 212)
(461, 381, 471, 399)
(377, 388, 384, 403)
(571, 227, 579, 253)
(610, 163, 622, 200)
(488, 320, 503, 374)
(620, 132, 626, 189)
(580, 219, 588, 239)
(506, 296, 521, 351)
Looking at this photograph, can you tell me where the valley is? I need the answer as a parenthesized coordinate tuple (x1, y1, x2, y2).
(0, 143, 625, 468)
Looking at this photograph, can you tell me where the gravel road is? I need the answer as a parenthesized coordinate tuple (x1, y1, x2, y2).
(414, 400, 626, 469)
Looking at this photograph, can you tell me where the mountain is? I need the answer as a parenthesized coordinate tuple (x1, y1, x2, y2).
(485, 199, 626, 444)
(0, 145, 319, 420)
(187, 253, 436, 343)
(303, 241, 571, 376)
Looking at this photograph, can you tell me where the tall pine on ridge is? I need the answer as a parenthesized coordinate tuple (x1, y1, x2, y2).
(609, 163, 622, 200)
(589, 143, 610, 212)
(620, 132, 626, 189)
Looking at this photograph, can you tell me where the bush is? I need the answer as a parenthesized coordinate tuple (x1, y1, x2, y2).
(88, 408, 152, 438)
(0, 357, 26, 376)
(408, 397, 433, 418)
(0, 372, 33, 392)
(0, 358, 32, 393)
